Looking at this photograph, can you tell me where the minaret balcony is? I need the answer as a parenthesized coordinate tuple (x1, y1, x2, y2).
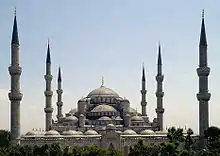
(197, 67, 210, 76)
(56, 90, 63, 94)
(156, 108, 164, 114)
(8, 66, 22, 75)
(141, 101, 147, 106)
(197, 92, 211, 101)
(8, 92, 23, 101)
(56, 101, 63, 106)
(156, 75, 164, 82)
(156, 91, 164, 97)
(141, 90, 147, 94)
(44, 90, 53, 96)
(44, 75, 53, 81)
(44, 107, 53, 113)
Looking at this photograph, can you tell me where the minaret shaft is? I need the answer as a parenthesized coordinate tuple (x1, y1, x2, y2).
(196, 13, 210, 139)
(44, 44, 53, 131)
(9, 13, 23, 144)
(155, 44, 164, 131)
(56, 67, 63, 120)
(141, 66, 147, 116)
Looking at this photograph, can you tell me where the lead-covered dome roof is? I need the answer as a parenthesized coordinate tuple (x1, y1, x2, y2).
(87, 86, 119, 98)
(91, 104, 117, 112)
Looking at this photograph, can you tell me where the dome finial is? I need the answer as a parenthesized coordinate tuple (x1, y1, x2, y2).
(14, 7, 16, 16)
(202, 9, 204, 19)
(101, 76, 104, 87)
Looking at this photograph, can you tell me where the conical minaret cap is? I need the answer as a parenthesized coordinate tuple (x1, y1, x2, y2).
(199, 10, 207, 46)
(157, 43, 162, 65)
(11, 8, 19, 45)
(58, 66, 62, 82)
(46, 41, 51, 63)
(142, 63, 146, 81)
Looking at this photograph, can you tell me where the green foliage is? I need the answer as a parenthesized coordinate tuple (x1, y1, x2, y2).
(129, 139, 159, 156)
(0, 130, 11, 147)
(0, 142, 122, 156)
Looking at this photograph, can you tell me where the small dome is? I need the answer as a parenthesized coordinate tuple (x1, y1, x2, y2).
(62, 130, 79, 135)
(106, 124, 116, 130)
(64, 116, 78, 122)
(45, 130, 60, 136)
(140, 129, 155, 135)
(115, 116, 123, 120)
(131, 115, 144, 122)
(69, 108, 77, 115)
(87, 86, 119, 98)
(123, 129, 137, 135)
(91, 104, 117, 112)
(98, 116, 112, 121)
(84, 129, 99, 135)
(77, 131, 83, 135)
(25, 130, 38, 136)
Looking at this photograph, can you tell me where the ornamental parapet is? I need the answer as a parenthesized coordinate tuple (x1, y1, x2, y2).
(8, 66, 22, 75)
(56, 102, 63, 106)
(196, 92, 211, 101)
(8, 92, 23, 101)
(44, 90, 53, 96)
(197, 67, 210, 76)
(44, 75, 53, 81)
(156, 75, 164, 82)
(44, 107, 54, 113)
(156, 91, 164, 97)
(155, 108, 164, 114)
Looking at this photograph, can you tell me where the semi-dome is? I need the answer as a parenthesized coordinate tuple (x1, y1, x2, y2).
(45, 130, 60, 136)
(106, 124, 116, 130)
(140, 129, 155, 135)
(91, 104, 117, 112)
(25, 130, 39, 136)
(123, 129, 137, 135)
(62, 130, 79, 135)
(64, 116, 78, 122)
(98, 116, 112, 121)
(87, 86, 119, 98)
(84, 129, 99, 135)
(131, 115, 144, 122)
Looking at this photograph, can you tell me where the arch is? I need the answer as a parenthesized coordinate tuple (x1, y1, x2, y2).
(108, 143, 114, 150)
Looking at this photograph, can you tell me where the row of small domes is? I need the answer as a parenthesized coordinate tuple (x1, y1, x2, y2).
(25, 129, 167, 136)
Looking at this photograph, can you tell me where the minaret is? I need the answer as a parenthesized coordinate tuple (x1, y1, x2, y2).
(141, 64, 147, 116)
(155, 43, 164, 131)
(196, 10, 211, 139)
(44, 41, 53, 131)
(56, 66, 63, 120)
(8, 8, 23, 144)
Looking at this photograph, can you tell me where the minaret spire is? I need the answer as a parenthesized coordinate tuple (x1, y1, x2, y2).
(141, 63, 147, 116)
(11, 7, 19, 45)
(9, 8, 23, 144)
(44, 41, 53, 131)
(199, 9, 207, 46)
(155, 43, 164, 131)
(56, 66, 63, 120)
(196, 10, 211, 146)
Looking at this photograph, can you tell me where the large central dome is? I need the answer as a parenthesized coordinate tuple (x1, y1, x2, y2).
(87, 86, 119, 98)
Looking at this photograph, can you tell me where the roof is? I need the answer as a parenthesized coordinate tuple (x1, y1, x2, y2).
(140, 129, 155, 135)
(91, 104, 117, 112)
(123, 129, 137, 135)
(131, 115, 144, 122)
(98, 116, 112, 121)
(45, 130, 60, 136)
(87, 86, 119, 98)
(84, 129, 99, 135)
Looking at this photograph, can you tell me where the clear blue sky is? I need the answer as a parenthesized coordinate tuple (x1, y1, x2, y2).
(0, 0, 220, 134)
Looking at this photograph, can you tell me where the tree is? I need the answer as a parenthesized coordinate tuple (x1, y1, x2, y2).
(0, 130, 11, 147)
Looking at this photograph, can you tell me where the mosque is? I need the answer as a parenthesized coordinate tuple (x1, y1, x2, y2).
(6, 9, 209, 155)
